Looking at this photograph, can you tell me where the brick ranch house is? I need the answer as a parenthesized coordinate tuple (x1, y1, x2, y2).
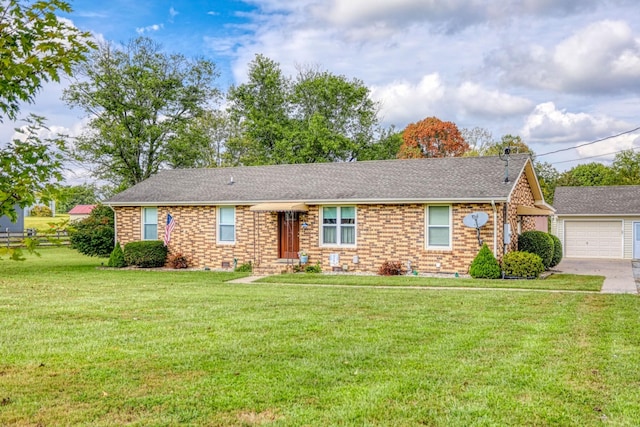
(105, 154, 553, 275)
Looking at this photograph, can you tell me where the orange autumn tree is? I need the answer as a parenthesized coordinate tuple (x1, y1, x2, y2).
(398, 116, 469, 158)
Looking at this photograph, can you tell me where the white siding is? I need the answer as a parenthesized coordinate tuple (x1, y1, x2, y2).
(624, 218, 640, 259)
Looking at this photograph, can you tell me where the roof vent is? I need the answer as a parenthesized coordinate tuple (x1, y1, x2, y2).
(228, 176, 234, 185)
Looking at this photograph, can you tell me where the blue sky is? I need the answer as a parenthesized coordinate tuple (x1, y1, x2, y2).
(3, 0, 640, 181)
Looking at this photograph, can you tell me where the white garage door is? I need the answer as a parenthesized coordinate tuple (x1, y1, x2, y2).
(564, 221, 622, 258)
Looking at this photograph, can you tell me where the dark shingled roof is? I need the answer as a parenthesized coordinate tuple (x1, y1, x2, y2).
(554, 185, 640, 215)
(106, 155, 532, 205)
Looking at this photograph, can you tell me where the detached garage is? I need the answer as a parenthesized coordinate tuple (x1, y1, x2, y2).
(552, 186, 640, 260)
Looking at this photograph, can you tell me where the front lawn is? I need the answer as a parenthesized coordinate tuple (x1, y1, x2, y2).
(0, 248, 637, 426)
(23, 214, 70, 232)
(256, 272, 604, 291)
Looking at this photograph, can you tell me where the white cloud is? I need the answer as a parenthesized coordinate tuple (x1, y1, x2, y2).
(455, 82, 534, 117)
(576, 133, 639, 160)
(135, 24, 163, 35)
(370, 74, 447, 126)
(521, 102, 631, 144)
(169, 7, 179, 21)
(491, 20, 640, 94)
(315, 0, 608, 33)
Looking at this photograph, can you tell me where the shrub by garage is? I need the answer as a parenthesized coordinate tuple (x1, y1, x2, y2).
(549, 234, 563, 268)
(518, 230, 554, 270)
(502, 251, 545, 279)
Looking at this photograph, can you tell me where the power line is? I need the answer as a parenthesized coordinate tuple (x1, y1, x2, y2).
(549, 145, 640, 165)
(536, 125, 640, 157)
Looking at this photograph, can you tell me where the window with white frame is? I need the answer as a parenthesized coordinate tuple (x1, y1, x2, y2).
(142, 207, 158, 240)
(322, 206, 356, 246)
(426, 205, 451, 249)
(218, 206, 235, 243)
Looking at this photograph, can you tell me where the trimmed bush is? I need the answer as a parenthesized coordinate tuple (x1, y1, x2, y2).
(378, 261, 406, 276)
(69, 204, 114, 257)
(549, 234, 563, 268)
(518, 230, 554, 269)
(469, 243, 501, 279)
(107, 242, 126, 268)
(502, 251, 545, 279)
(123, 241, 168, 268)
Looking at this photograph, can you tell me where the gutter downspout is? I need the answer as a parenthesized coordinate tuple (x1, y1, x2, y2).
(491, 200, 497, 257)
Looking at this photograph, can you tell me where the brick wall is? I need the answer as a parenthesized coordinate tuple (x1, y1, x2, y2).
(113, 172, 540, 275)
(507, 172, 538, 252)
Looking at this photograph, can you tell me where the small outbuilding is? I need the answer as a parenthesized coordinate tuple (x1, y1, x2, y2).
(552, 185, 640, 259)
(68, 204, 96, 222)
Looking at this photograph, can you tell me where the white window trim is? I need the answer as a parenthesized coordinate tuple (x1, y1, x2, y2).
(320, 205, 357, 247)
(426, 205, 452, 250)
(141, 207, 158, 241)
(217, 206, 236, 244)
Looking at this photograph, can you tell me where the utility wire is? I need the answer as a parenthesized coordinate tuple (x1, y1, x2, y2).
(549, 145, 640, 165)
(536, 125, 640, 157)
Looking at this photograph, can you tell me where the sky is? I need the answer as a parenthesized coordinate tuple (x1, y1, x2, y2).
(3, 0, 640, 183)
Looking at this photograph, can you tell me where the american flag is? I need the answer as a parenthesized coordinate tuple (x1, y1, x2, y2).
(164, 213, 176, 246)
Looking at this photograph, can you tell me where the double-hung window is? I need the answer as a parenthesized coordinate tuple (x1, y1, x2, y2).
(426, 205, 451, 249)
(142, 207, 158, 240)
(218, 206, 235, 244)
(322, 206, 356, 246)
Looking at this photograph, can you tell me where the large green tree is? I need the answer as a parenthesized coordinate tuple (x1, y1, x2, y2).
(0, 115, 64, 221)
(226, 54, 382, 165)
(1, 0, 93, 229)
(534, 161, 560, 204)
(63, 37, 220, 189)
(611, 149, 640, 185)
(289, 67, 379, 163)
(56, 183, 100, 213)
(0, 0, 94, 121)
(557, 162, 616, 187)
(226, 54, 291, 165)
(166, 110, 242, 168)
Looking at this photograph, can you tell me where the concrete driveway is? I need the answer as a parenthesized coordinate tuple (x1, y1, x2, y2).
(556, 258, 638, 294)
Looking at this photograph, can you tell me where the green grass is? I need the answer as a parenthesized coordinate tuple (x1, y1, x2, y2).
(256, 272, 604, 291)
(1, 248, 638, 426)
(24, 214, 70, 232)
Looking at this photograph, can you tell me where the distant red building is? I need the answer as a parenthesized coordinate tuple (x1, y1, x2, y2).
(68, 205, 96, 221)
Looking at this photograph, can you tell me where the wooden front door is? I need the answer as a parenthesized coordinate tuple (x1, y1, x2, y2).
(278, 212, 300, 259)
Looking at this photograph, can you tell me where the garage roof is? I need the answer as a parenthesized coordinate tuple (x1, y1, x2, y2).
(554, 185, 640, 215)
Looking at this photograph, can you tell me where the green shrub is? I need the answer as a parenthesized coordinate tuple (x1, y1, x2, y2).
(305, 262, 322, 273)
(123, 241, 168, 268)
(549, 234, 563, 268)
(107, 242, 126, 268)
(502, 251, 545, 279)
(378, 261, 406, 276)
(69, 204, 114, 257)
(30, 205, 52, 217)
(235, 261, 252, 272)
(469, 243, 501, 279)
(518, 230, 554, 270)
